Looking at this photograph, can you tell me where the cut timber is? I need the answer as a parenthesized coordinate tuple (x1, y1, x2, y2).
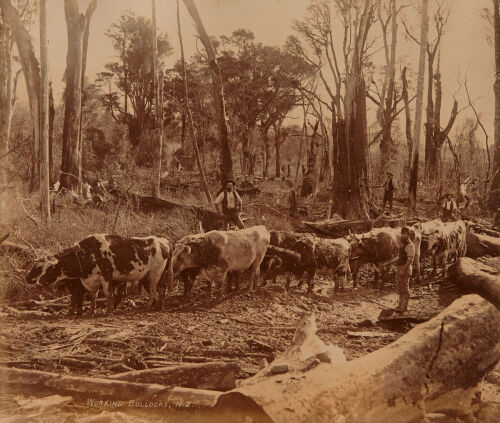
(453, 257, 500, 309)
(2, 367, 221, 407)
(304, 217, 420, 237)
(465, 231, 500, 258)
(109, 361, 239, 391)
(110, 188, 224, 231)
(214, 295, 500, 423)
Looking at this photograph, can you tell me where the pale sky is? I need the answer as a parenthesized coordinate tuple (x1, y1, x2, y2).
(16, 0, 495, 142)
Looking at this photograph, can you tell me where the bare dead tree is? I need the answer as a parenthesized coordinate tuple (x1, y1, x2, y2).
(289, 0, 377, 218)
(2, 0, 40, 193)
(490, 0, 500, 210)
(408, 0, 429, 212)
(39, 0, 50, 223)
(176, 0, 213, 207)
(61, 0, 97, 193)
(151, 0, 162, 198)
(182, 0, 234, 184)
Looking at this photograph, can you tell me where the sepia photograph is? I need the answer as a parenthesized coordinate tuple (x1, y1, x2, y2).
(0, 0, 499, 421)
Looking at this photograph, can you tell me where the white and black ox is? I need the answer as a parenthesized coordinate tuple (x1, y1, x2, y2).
(26, 234, 174, 315)
(349, 227, 423, 288)
(172, 225, 270, 303)
(419, 219, 467, 275)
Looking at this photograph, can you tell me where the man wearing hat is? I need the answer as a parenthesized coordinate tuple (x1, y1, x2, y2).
(441, 193, 457, 222)
(394, 227, 415, 313)
(382, 171, 396, 212)
(214, 180, 245, 230)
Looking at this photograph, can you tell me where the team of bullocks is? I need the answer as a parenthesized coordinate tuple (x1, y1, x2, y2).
(26, 179, 466, 317)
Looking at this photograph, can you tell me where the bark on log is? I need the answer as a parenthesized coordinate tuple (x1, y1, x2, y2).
(466, 231, 500, 258)
(109, 361, 240, 391)
(304, 217, 420, 237)
(452, 257, 500, 310)
(214, 295, 500, 423)
(110, 188, 224, 232)
(1, 367, 221, 407)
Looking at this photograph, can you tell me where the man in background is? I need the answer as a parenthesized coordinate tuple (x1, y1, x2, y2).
(394, 227, 415, 314)
(214, 180, 245, 230)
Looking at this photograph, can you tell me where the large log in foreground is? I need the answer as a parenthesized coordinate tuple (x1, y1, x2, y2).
(1, 367, 222, 407)
(109, 361, 240, 391)
(453, 257, 500, 309)
(214, 295, 500, 423)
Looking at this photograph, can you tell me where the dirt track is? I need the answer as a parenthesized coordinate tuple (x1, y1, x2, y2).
(1, 262, 499, 422)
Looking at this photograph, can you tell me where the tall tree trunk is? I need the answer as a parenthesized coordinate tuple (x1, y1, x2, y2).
(48, 83, 54, 184)
(262, 125, 271, 179)
(0, 8, 9, 205)
(379, 0, 398, 176)
(424, 50, 436, 180)
(151, 0, 162, 198)
(333, 76, 369, 219)
(490, 0, 500, 210)
(78, 0, 97, 197)
(39, 0, 50, 224)
(401, 67, 413, 168)
(408, 0, 429, 212)
(61, 0, 85, 192)
(176, 0, 213, 207)
(274, 122, 281, 178)
(2, 0, 40, 194)
(182, 0, 233, 185)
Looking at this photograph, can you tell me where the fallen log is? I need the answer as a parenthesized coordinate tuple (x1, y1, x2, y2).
(465, 231, 500, 258)
(2, 367, 221, 407)
(110, 188, 224, 232)
(304, 217, 420, 237)
(452, 257, 500, 309)
(214, 295, 500, 423)
(109, 361, 240, 391)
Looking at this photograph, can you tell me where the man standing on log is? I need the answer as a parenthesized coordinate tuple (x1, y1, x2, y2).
(214, 180, 245, 230)
(441, 193, 457, 222)
(394, 227, 415, 313)
(382, 172, 396, 212)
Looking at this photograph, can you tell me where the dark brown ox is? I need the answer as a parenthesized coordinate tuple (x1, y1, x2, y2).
(312, 238, 351, 292)
(261, 231, 318, 291)
(349, 227, 412, 289)
(26, 234, 174, 315)
(172, 226, 270, 303)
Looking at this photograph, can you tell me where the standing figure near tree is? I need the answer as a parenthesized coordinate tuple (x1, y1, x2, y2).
(214, 180, 245, 230)
(394, 227, 415, 313)
(382, 172, 396, 212)
(441, 193, 457, 222)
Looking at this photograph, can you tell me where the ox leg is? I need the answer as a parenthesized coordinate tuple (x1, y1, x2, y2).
(306, 268, 316, 293)
(247, 262, 261, 292)
(88, 290, 99, 317)
(285, 275, 292, 290)
(414, 254, 421, 284)
(101, 280, 114, 316)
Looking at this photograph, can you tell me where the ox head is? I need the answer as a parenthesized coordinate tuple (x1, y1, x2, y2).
(348, 230, 375, 261)
(172, 237, 221, 276)
(420, 231, 442, 256)
(260, 255, 283, 275)
(26, 256, 63, 286)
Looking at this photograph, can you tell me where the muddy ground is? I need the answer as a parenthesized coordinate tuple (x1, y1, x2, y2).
(1, 258, 500, 422)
